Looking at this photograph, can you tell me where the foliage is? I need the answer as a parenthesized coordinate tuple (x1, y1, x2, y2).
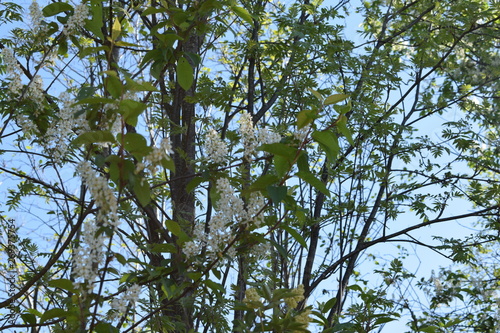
(0, 0, 499, 332)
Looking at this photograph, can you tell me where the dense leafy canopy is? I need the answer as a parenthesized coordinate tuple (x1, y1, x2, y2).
(0, 0, 499, 332)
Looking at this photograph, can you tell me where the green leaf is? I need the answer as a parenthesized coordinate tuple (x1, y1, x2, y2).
(231, 6, 253, 25)
(296, 152, 309, 173)
(296, 171, 330, 197)
(141, 7, 167, 16)
(141, 49, 163, 67)
(111, 17, 121, 41)
(119, 99, 147, 126)
(274, 155, 290, 178)
(42, 3, 73, 17)
(165, 220, 181, 237)
(281, 224, 308, 249)
(118, 133, 150, 159)
(73, 130, 115, 146)
(251, 174, 280, 191)
(27, 308, 43, 317)
(311, 130, 339, 162)
(177, 56, 193, 91)
(324, 93, 349, 105)
(106, 155, 121, 183)
(323, 297, 337, 313)
(212, 267, 222, 279)
(155, 31, 184, 48)
(204, 279, 225, 293)
(85, 1, 103, 40)
(296, 109, 316, 129)
(94, 322, 119, 333)
(124, 77, 158, 92)
(186, 176, 204, 193)
(76, 86, 97, 101)
(114, 252, 127, 264)
(105, 71, 123, 99)
(21, 313, 37, 325)
(151, 243, 177, 253)
(78, 46, 109, 59)
(331, 323, 356, 332)
(374, 317, 397, 325)
(133, 177, 151, 206)
(40, 308, 68, 323)
(184, 52, 202, 67)
(161, 157, 175, 172)
(48, 278, 77, 293)
(336, 114, 354, 146)
(269, 238, 288, 259)
(267, 185, 287, 204)
(334, 100, 352, 115)
(75, 96, 115, 105)
(257, 143, 297, 159)
(58, 37, 68, 56)
(165, 220, 188, 243)
(308, 88, 323, 102)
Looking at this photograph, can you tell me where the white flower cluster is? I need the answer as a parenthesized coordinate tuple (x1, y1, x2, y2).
(249, 239, 271, 259)
(239, 112, 256, 159)
(135, 138, 173, 175)
(109, 284, 141, 319)
(1, 48, 23, 96)
(27, 75, 44, 108)
(44, 92, 89, 163)
(63, 3, 89, 36)
(72, 219, 106, 290)
(1, 49, 47, 134)
(204, 129, 228, 164)
(284, 284, 305, 308)
(243, 288, 263, 309)
(77, 161, 119, 229)
(73, 162, 120, 290)
(110, 115, 122, 134)
(29, 0, 44, 33)
(239, 111, 281, 160)
(294, 125, 310, 143)
(16, 114, 37, 136)
(183, 177, 266, 260)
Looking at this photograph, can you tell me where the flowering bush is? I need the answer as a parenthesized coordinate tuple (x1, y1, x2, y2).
(1, 0, 500, 332)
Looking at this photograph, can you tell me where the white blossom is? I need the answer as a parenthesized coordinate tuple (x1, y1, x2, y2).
(63, 3, 89, 36)
(29, 1, 44, 32)
(27, 75, 44, 108)
(15, 114, 37, 136)
(135, 138, 172, 175)
(72, 219, 106, 290)
(44, 92, 88, 163)
(239, 112, 256, 159)
(77, 161, 119, 229)
(205, 129, 228, 164)
(73, 162, 121, 291)
(257, 127, 281, 145)
(183, 240, 201, 258)
(294, 125, 310, 143)
(239, 112, 282, 160)
(250, 240, 271, 259)
(1, 48, 23, 96)
(183, 177, 266, 261)
(109, 284, 142, 320)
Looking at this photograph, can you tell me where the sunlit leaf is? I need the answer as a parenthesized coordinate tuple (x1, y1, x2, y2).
(42, 3, 73, 17)
(231, 5, 253, 25)
(177, 56, 193, 91)
(73, 131, 115, 145)
(324, 93, 349, 105)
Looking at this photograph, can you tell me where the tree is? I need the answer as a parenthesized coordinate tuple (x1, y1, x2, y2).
(0, 0, 499, 332)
